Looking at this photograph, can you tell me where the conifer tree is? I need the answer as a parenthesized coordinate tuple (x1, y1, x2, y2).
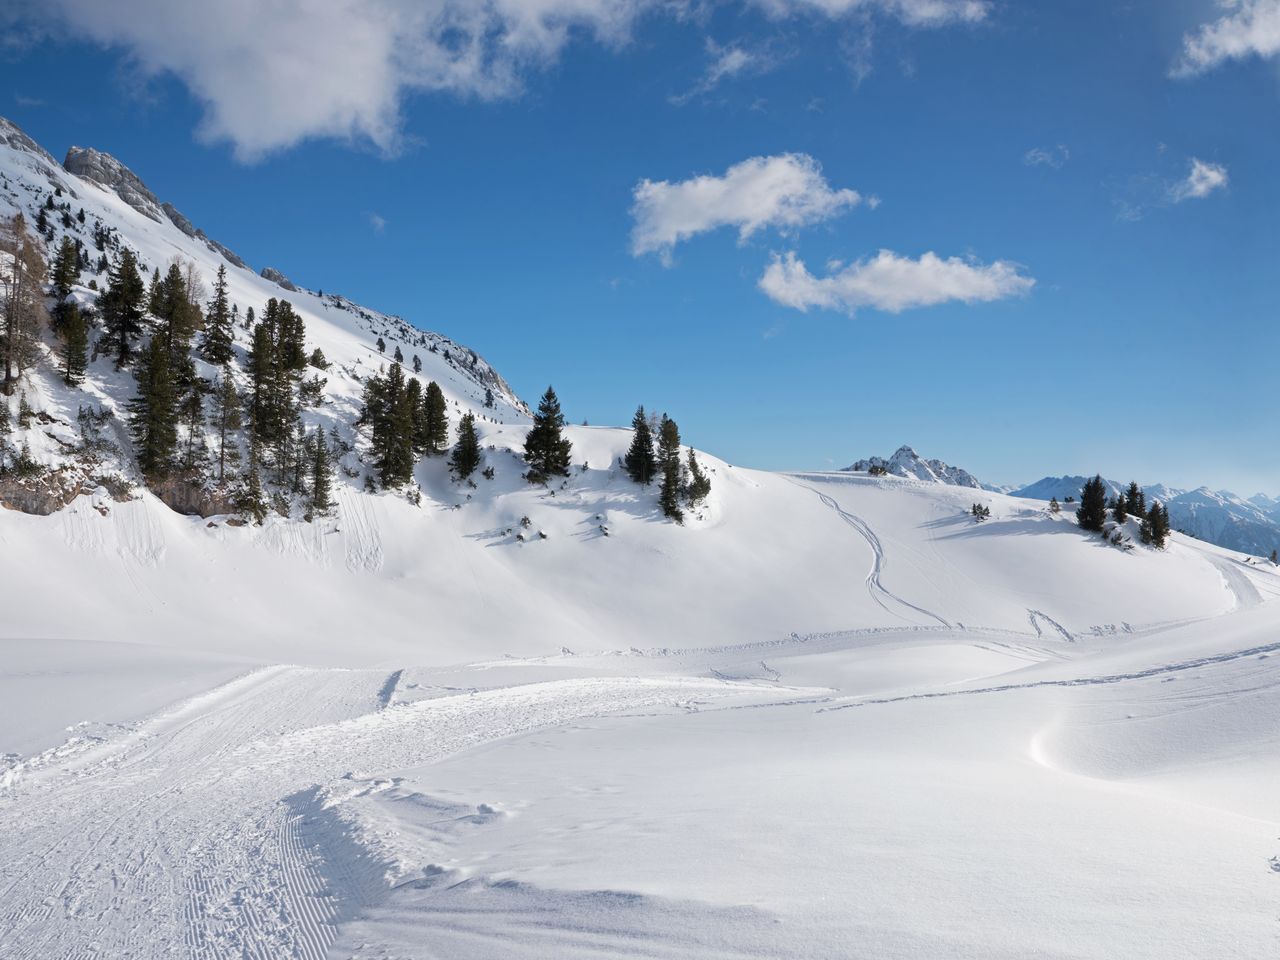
(484, 387, 495, 409)
(1076, 474, 1108, 533)
(1049, 496, 1061, 514)
(1112, 491, 1128, 524)
(100, 248, 145, 367)
(310, 427, 333, 516)
(50, 235, 79, 332)
(62, 303, 88, 387)
(1148, 501, 1171, 548)
(523, 386, 572, 482)
(1125, 481, 1146, 519)
(657, 415, 684, 523)
(129, 336, 178, 478)
(412, 354, 422, 373)
(212, 369, 242, 483)
(450, 411, 481, 479)
(153, 262, 200, 365)
(686, 447, 711, 506)
(420, 381, 449, 455)
(179, 382, 205, 470)
(393, 345, 403, 363)
(200, 264, 235, 365)
(624, 405, 657, 485)
(241, 437, 268, 523)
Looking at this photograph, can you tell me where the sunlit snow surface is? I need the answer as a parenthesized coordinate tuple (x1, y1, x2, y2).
(4, 475, 1279, 959)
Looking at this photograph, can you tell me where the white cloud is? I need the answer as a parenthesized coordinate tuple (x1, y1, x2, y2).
(758, 249, 1033, 315)
(15, 0, 994, 161)
(1173, 0, 1280, 76)
(631, 153, 868, 262)
(367, 211, 387, 233)
(756, 0, 989, 27)
(670, 38, 771, 105)
(1023, 144, 1069, 169)
(1169, 158, 1229, 202)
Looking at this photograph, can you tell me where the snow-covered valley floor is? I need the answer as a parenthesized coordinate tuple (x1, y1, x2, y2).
(3, 474, 1279, 958)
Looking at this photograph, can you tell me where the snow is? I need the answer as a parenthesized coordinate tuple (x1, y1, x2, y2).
(1, 119, 1279, 958)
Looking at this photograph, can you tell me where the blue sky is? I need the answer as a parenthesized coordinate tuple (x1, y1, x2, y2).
(2, 0, 1277, 491)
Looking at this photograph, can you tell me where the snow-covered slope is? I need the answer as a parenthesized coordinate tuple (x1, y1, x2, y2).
(1015, 475, 1280, 556)
(845, 444, 982, 488)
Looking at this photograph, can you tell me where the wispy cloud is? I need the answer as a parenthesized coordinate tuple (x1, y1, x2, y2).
(13, 94, 44, 107)
(670, 38, 773, 105)
(1172, 0, 1280, 77)
(631, 153, 871, 264)
(1023, 144, 1069, 169)
(11, 0, 997, 161)
(1169, 158, 1229, 202)
(367, 211, 387, 233)
(758, 249, 1033, 315)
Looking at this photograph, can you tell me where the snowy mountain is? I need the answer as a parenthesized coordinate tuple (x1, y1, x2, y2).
(1013, 475, 1280, 557)
(2, 117, 1279, 960)
(845, 444, 982, 488)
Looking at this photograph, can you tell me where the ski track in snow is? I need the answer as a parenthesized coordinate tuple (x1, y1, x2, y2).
(821, 638, 1280, 712)
(0, 669, 773, 958)
(785, 477, 951, 628)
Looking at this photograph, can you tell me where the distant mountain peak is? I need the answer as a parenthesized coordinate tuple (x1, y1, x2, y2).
(845, 445, 982, 489)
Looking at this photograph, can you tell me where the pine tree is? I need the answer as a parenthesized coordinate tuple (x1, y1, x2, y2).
(1112, 491, 1128, 524)
(420, 381, 449, 455)
(657, 415, 684, 523)
(686, 447, 711, 506)
(412, 354, 422, 373)
(50, 235, 79, 332)
(200, 264, 235, 365)
(523, 386, 572, 483)
(178, 383, 205, 470)
(484, 387, 495, 409)
(450, 411, 481, 479)
(212, 369, 242, 483)
(241, 436, 268, 523)
(393, 345, 403, 363)
(100, 248, 145, 367)
(153, 261, 201, 365)
(1149, 501, 1170, 548)
(1125, 481, 1146, 519)
(62, 303, 88, 387)
(129, 336, 178, 478)
(1076, 475, 1108, 533)
(624, 405, 657, 485)
(309, 427, 333, 517)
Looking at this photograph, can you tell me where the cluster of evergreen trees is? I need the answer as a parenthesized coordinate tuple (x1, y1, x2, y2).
(1076, 475, 1169, 549)
(359, 361, 474, 487)
(622, 404, 710, 523)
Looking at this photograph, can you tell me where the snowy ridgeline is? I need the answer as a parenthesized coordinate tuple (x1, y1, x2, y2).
(0, 114, 528, 525)
(842, 445, 1280, 557)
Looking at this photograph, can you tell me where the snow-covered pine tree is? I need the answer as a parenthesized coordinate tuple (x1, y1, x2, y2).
(1076, 475, 1107, 532)
(62, 304, 88, 387)
(99, 248, 145, 367)
(686, 447, 711, 507)
(128, 335, 178, 479)
(624, 405, 656, 485)
(657, 415, 683, 523)
(420, 381, 449, 455)
(523, 386, 572, 483)
(450, 411, 481, 480)
(200, 264, 235, 365)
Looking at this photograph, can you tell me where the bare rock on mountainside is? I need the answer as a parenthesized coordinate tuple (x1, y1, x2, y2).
(63, 145, 166, 223)
(846, 445, 983, 489)
(260, 266, 298, 292)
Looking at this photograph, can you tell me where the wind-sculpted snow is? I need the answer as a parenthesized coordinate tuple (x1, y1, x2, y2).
(0, 671, 786, 958)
